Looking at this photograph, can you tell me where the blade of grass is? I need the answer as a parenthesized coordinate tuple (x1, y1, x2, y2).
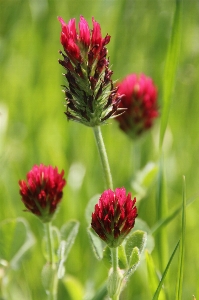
(175, 176, 186, 300)
(159, 0, 183, 149)
(156, 156, 168, 272)
(145, 251, 166, 300)
(151, 192, 199, 235)
(152, 241, 180, 300)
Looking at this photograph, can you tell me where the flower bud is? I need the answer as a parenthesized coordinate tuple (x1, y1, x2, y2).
(91, 188, 137, 248)
(19, 164, 66, 222)
(58, 16, 123, 127)
(116, 73, 158, 138)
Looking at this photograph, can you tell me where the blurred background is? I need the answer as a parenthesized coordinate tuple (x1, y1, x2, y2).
(0, 0, 199, 299)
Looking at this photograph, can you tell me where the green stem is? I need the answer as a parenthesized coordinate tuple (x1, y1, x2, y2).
(93, 126, 122, 299)
(109, 247, 121, 300)
(111, 248, 120, 300)
(112, 248, 119, 300)
(111, 248, 118, 273)
(45, 222, 54, 264)
(93, 126, 113, 190)
(112, 294, 119, 300)
(44, 222, 58, 300)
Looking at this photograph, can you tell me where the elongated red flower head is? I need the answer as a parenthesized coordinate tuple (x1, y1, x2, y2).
(91, 188, 137, 248)
(58, 16, 123, 127)
(115, 74, 158, 138)
(19, 164, 66, 222)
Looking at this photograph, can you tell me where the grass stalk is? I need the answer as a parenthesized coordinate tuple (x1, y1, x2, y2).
(175, 176, 186, 300)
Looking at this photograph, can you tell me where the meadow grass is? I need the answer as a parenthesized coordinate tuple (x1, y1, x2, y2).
(1, 0, 199, 299)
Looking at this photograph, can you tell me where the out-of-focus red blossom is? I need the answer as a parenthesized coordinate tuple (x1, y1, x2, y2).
(91, 188, 137, 248)
(115, 74, 158, 138)
(58, 16, 123, 127)
(19, 164, 66, 223)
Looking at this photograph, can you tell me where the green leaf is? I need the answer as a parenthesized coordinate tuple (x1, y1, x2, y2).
(118, 245, 128, 269)
(133, 218, 155, 253)
(152, 241, 180, 300)
(102, 245, 128, 270)
(129, 246, 140, 268)
(42, 225, 60, 262)
(85, 194, 100, 225)
(102, 246, 112, 268)
(124, 247, 140, 278)
(57, 220, 79, 278)
(57, 240, 67, 279)
(175, 176, 186, 300)
(156, 156, 168, 272)
(145, 251, 166, 300)
(1, 277, 32, 300)
(0, 217, 35, 269)
(125, 230, 147, 265)
(131, 162, 158, 200)
(41, 262, 57, 293)
(159, 0, 183, 148)
(62, 275, 84, 300)
(87, 227, 104, 260)
(60, 220, 79, 259)
(152, 191, 199, 235)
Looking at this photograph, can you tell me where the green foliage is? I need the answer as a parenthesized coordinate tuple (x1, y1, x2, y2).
(131, 162, 158, 200)
(59, 221, 79, 262)
(125, 230, 147, 261)
(90, 230, 147, 276)
(152, 241, 180, 300)
(41, 263, 57, 294)
(62, 275, 84, 300)
(41, 220, 79, 296)
(0, 218, 35, 269)
(175, 176, 186, 300)
(159, 0, 183, 148)
(87, 227, 104, 261)
(146, 250, 167, 300)
(0, 0, 199, 299)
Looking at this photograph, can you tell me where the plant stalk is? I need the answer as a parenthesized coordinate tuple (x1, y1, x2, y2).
(93, 126, 122, 299)
(45, 222, 58, 300)
(93, 126, 113, 190)
(109, 247, 121, 300)
(111, 247, 118, 273)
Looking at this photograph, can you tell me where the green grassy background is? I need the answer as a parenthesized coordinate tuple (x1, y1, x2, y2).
(1, 0, 199, 299)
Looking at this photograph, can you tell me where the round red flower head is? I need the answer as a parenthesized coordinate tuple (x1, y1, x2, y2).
(91, 188, 137, 248)
(58, 16, 123, 127)
(116, 73, 158, 138)
(19, 164, 66, 223)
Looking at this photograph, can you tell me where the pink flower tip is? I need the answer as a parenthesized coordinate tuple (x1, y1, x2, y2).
(91, 187, 138, 248)
(57, 16, 65, 27)
(19, 164, 66, 223)
(115, 73, 158, 138)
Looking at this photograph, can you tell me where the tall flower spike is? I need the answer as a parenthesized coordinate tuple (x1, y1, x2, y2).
(115, 73, 158, 138)
(19, 164, 66, 223)
(91, 187, 137, 248)
(58, 16, 123, 127)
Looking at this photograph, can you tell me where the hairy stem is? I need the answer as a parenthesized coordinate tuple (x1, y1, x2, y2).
(93, 126, 113, 190)
(45, 222, 58, 300)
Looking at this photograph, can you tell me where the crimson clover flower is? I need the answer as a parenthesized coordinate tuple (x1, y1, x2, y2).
(115, 73, 158, 138)
(91, 188, 137, 248)
(58, 16, 123, 127)
(19, 164, 66, 223)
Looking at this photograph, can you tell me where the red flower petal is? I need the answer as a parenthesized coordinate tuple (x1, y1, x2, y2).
(19, 164, 66, 222)
(91, 188, 137, 248)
